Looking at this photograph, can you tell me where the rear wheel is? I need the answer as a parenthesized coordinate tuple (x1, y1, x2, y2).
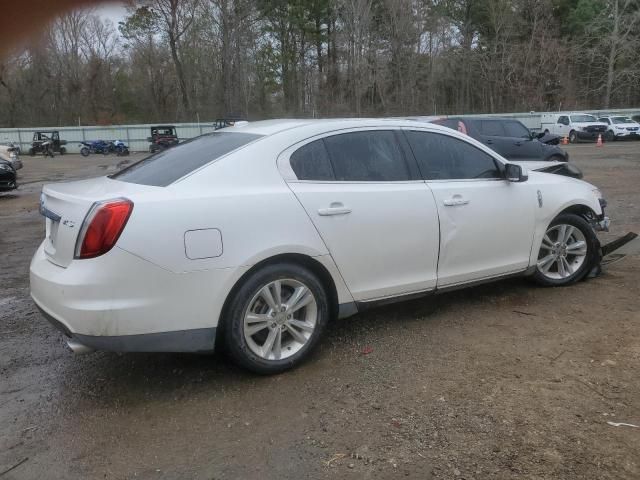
(80, 147, 90, 157)
(223, 263, 330, 374)
(605, 130, 615, 142)
(59, 147, 66, 155)
(533, 213, 599, 286)
(569, 130, 578, 143)
(29, 148, 34, 156)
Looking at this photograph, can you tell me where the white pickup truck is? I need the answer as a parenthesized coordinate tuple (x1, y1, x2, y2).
(540, 113, 608, 143)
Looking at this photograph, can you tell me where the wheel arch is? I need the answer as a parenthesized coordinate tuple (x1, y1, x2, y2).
(215, 253, 342, 347)
(557, 203, 598, 220)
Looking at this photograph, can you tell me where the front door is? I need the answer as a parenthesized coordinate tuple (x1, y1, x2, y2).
(282, 129, 440, 301)
(405, 128, 536, 287)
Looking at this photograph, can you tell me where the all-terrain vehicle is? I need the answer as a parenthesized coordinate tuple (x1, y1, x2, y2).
(29, 131, 67, 156)
(148, 126, 179, 153)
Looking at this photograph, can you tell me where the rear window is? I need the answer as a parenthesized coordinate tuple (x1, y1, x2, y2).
(111, 132, 262, 186)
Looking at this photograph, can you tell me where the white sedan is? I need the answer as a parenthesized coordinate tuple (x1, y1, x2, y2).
(30, 119, 609, 373)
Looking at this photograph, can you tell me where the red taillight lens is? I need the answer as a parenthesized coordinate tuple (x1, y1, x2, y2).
(75, 199, 133, 259)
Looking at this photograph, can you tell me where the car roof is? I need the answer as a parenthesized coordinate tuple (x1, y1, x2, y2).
(221, 118, 457, 137)
(443, 117, 520, 122)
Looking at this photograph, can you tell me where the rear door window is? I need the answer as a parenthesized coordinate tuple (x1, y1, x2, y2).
(479, 121, 506, 137)
(503, 121, 531, 138)
(323, 131, 412, 181)
(290, 139, 335, 181)
(111, 132, 262, 186)
(406, 131, 501, 180)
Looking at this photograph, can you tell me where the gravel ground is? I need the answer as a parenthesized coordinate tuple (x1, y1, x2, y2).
(1, 144, 639, 479)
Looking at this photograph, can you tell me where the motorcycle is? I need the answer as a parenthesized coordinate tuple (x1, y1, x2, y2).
(108, 140, 130, 156)
(79, 140, 110, 157)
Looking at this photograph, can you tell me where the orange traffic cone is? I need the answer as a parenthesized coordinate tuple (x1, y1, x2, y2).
(562, 135, 569, 145)
(596, 134, 603, 147)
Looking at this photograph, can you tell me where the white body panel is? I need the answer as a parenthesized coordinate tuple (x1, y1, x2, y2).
(29, 119, 605, 352)
(428, 179, 534, 286)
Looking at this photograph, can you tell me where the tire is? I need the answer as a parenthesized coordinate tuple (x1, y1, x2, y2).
(29, 148, 34, 156)
(569, 130, 578, 143)
(223, 262, 330, 374)
(605, 130, 615, 142)
(59, 147, 66, 155)
(80, 147, 90, 157)
(532, 213, 599, 287)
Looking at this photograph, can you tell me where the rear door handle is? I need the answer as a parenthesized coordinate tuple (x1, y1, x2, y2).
(318, 203, 352, 216)
(443, 195, 469, 207)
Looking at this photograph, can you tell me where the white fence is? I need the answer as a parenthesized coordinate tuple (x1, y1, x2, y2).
(1, 108, 638, 153)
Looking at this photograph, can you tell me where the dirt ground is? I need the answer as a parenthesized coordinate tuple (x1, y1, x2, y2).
(1, 144, 639, 480)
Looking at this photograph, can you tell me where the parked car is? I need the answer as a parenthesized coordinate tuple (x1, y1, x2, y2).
(0, 143, 22, 171)
(30, 131, 67, 155)
(0, 158, 17, 191)
(540, 113, 607, 143)
(148, 125, 179, 153)
(597, 115, 640, 141)
(32, 119, 613, 374)
(427, 117, 581, 179)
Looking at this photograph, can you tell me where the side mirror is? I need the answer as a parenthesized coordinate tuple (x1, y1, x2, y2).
(505, 163, 528, 182)
(536, 132, 546, 139)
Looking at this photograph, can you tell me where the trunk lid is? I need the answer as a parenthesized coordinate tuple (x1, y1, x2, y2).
(40, 176, 159, 267)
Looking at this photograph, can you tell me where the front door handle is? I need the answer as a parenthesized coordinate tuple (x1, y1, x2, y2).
(443, 195, 469, 207)
(486, 139, 494, 145)
(318, 202, 352, 216)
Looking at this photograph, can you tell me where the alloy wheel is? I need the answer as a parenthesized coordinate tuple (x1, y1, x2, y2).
(243, 279, 318, 361)
(537, 224, 588, 280)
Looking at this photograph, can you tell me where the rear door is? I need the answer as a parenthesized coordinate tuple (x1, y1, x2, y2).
(281, 129, 440, 301)
(476, 120, 515, 159)
(502, 120, 543, 161)
(404, 129, 535, 287)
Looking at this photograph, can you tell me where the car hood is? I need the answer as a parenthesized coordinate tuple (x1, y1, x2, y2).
(572, 122, 608, 127)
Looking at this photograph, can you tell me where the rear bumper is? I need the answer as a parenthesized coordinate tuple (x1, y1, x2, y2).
(30, 243, 241, 352)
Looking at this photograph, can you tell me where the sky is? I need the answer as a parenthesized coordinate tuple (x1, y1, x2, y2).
(94, 1, 130, 27)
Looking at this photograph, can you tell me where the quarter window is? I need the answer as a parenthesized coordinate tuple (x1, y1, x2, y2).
(290, 139, 334, 181)
(406, 131, 501, 180)
(323, 131, 411, 181)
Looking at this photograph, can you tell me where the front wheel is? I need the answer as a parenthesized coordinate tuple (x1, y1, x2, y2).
(223, 263, 330, 374)
(533, 213, 599, 286)
(59, 147, 66, 155)
(80, 147, 90, 157)
(605, 130, 615, 142)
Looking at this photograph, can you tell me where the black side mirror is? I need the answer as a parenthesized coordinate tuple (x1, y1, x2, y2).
(536, 132, 546, 139)
(505, 163, 528, 182)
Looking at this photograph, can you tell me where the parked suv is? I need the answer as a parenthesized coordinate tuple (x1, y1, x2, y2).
(597, 115, 640, 141)
(540, 113, 607, 143)
(429, 117, 581, 178)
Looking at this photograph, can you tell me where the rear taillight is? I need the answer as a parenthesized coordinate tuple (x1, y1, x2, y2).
(74, 198, 133, 259)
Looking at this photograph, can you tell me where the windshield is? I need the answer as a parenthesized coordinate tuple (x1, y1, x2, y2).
(111, 132, 263, 186)
(612, 117, 633, 124)
(570, 115, 597, 123)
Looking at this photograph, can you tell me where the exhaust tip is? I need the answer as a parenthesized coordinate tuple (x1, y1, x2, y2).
(67, 339, 94, 354)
